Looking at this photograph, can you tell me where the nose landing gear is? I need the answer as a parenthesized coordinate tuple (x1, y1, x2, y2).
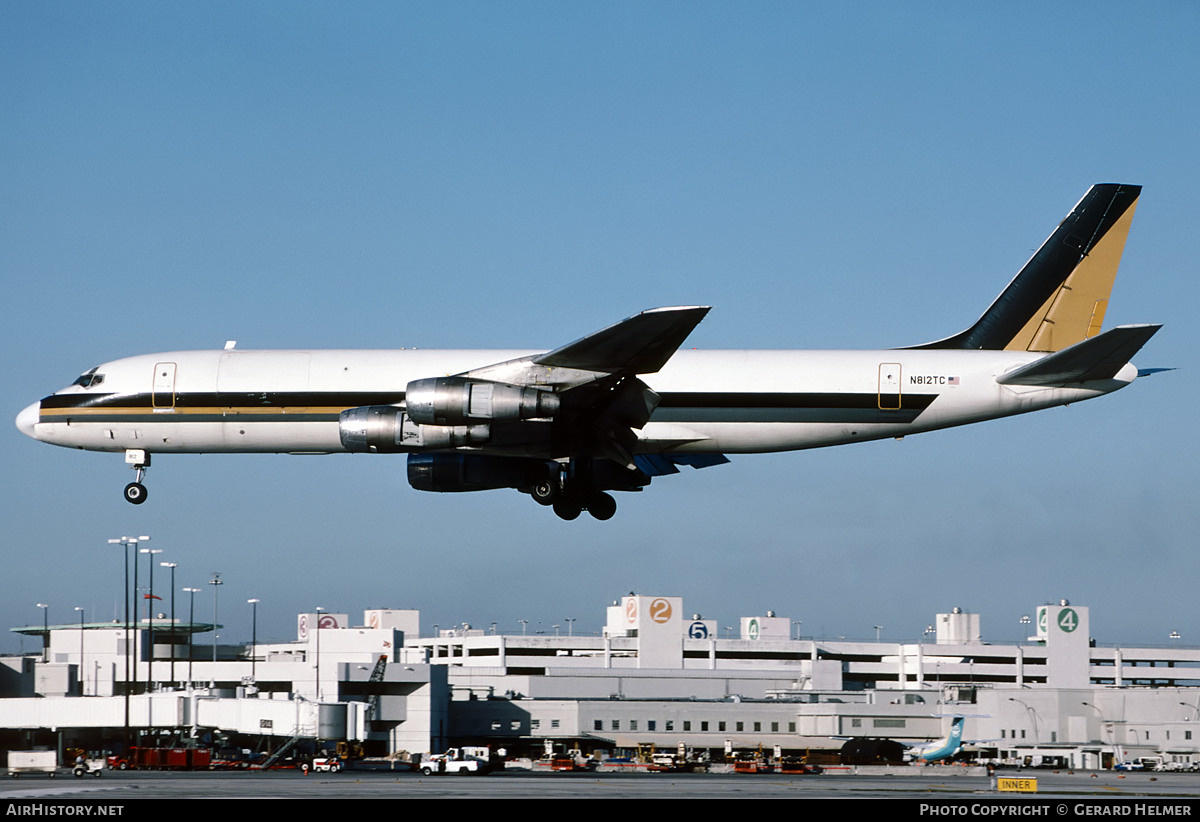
(123, 449, 150, 505)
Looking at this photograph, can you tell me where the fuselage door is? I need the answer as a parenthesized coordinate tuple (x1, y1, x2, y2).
(878, 362, 901, 410)
(152, 362, 177, 410)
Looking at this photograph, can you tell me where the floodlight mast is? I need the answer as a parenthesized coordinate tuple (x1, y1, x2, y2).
(108, 535, 148, 749)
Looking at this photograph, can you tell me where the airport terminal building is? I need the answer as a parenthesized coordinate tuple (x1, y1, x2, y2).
(3, 595, 1198, 769)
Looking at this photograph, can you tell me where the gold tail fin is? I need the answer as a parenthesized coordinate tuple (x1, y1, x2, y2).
(1006, 195, 1139, 352)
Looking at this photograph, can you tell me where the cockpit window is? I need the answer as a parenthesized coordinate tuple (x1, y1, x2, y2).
(72, 367, 105, 388)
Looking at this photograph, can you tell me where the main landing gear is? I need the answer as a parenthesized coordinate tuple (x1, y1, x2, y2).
(528, 462, 619, 521)
(123, 449, 150, 505)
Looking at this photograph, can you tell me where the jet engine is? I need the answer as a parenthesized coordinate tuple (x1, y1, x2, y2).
(405, 377, 560, 426)
(407, 453, 553, 493)
(338, 405, 489, 453)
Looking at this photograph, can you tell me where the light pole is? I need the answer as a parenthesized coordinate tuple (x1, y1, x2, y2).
(132, 546, 140, 693)
(161, 562, 177, 686)
(107, 535, 147, 748)
(209, 574, 223, 679)
(183, 588, 200, 688)
(36, 603, 48, 663)
(565, 618, 575, 637)
(140, 547, 162, 690)
(314, 607, 325, 701)
(75, 607, 84, 695)
(247, 599, 260, 682)
(1009, 697, 1041, 744)
(1081, 701, 1115, 756)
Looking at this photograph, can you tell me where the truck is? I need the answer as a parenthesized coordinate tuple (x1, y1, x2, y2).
(420, 748, 489, 775)
(310, 756, 344, 773)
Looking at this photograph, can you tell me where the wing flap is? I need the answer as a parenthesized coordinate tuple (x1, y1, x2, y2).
(634, 453, 730, 477)
(997, 324, 1161, 386)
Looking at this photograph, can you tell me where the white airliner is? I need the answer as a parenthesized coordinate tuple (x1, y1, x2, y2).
(905, 716, 967, 763)
(17, 184, 1161, 521)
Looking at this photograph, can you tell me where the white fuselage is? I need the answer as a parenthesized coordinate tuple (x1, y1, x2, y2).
(20, 347, 1136, 457)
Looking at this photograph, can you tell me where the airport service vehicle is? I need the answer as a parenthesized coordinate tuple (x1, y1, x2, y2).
(72, 758, 104, 778)
(17, 184, 1162, 521)
(310, 757, 344, 773)
(421, 748, 489, 775)
(107, 746, 212, 770)
(8, 750, 58, 778)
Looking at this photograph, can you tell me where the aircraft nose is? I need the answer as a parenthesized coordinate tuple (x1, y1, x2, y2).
(15, 401, 40, 439)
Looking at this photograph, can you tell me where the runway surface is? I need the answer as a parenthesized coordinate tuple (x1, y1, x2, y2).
(3, 769, 1199, 801)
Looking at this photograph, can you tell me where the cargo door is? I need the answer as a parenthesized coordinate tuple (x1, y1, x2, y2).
(152, 362, 177, 410)
(878, 362, 901, 410)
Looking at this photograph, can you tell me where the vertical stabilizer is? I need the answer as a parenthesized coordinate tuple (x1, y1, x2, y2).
(914, 184, 1141, 351)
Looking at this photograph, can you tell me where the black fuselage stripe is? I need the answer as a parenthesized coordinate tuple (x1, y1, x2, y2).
(38, 391, 408, 410)
(40, 390, 938, 426)
(42, 390, 938, 410)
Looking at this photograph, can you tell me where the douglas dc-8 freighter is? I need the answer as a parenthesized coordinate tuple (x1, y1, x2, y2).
(17, 184, 1161, 521)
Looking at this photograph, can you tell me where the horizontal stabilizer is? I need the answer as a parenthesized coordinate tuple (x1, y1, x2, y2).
(997, 324, 1161, 386)
(634, 453, 730, 477)
(535, 306, 710, 375)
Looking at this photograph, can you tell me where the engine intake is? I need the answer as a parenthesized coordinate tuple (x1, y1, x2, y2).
(405, 377, 560, 426)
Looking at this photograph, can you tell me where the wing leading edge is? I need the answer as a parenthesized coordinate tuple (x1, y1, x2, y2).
(534, 305, 711, 374)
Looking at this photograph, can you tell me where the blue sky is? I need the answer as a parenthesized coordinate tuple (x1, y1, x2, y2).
(2, 2, 1196, 652)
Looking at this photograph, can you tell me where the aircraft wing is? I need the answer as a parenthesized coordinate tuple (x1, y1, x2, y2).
(533, 306, 711, 374)
(997, 324, 1161, 386)
(458, 306, 716, 471)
